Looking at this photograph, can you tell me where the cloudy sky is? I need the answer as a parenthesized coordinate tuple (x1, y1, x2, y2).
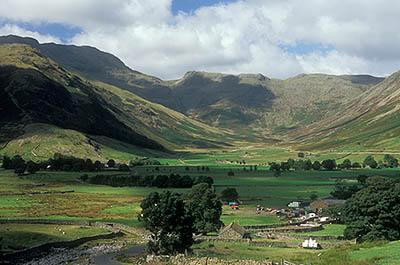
(1, 0, 400, 80)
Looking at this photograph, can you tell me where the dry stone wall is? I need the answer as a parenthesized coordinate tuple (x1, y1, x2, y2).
(1, 231, 123, 264)
(169, 255, 297, 265)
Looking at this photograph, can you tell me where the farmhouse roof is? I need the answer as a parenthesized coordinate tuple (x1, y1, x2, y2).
(220, 222, 246, 237)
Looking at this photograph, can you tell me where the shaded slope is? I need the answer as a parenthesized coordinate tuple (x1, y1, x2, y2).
(0, 35, 181, 110)
(0, 43, 232, 154)
(170, 71, 275, 127)
(0, 64, 164, 151)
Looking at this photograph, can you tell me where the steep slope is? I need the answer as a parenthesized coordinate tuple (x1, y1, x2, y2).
(294, 70, 400, 151)
(0, 35, 383, 137)
(0, 44, 231, 160)
(263, 74, 383, 133)
(170, 71, 275, 128)
(0, 44, 164, 151)
(0, 35, 181, 110)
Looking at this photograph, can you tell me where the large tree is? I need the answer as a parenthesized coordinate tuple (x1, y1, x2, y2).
(321, 159, 337, 171)
(185, 183, 223, 235)
(340, 176, 400, 242)
(221, 187, 239, 203)
(383, 154, 398, 168)
(363, 155, 377, 169)
(139, 191, 194, 255)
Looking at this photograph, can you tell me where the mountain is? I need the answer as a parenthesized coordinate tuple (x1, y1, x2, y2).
(168, 71, 383, 136)
(0, 35, 383, 138)
(0, 35, 181, 110)
(3, 35, 397, 157)
(0, 43, 232, 160)
(293, 70, 400, 151)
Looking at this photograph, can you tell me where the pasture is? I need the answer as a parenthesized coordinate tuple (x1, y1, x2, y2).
(1, 163, 400, 263)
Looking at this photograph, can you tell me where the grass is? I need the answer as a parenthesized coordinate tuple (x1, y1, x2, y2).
(0, 224, 108, 253)
(349, 241, 400, 264)
(192, 240, 400, 264)
(302, 224, 346, 236)
(192, 241, 314, 261)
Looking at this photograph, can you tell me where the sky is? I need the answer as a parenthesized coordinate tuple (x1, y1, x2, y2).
(1, 0, 400, 80)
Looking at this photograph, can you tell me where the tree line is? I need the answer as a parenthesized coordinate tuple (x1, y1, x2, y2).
(268, 154, 399, 176)
(82, 173, 214, 189)
(1, 154, 131, 175)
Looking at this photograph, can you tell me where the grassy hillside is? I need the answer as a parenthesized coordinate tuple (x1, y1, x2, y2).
(0, 35, 383, 139)
(295, 70, 400, 151)
(0, 43, 239, 161)
(169, 71, 382, 136)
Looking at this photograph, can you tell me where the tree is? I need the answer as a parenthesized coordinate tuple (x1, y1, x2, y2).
(94, 160, 103, 171)
(340, 176, 400, 242)
(312, 160, 321, 170)
(221, 188, 239, 203)
(341, 159, 352, 170)
(12, 156, 26, 175)
(107, 159, 116, 168)
(1, 155, 12, 169)
(139, 191, 194, 255)
(118, 163, 130, 171)
(287, 158, 295, 169)
(26, 161, 39, 174)
(383, 154, 398, 168)
(269, 162, 281, 177)
(321, 159, 336, 171)
(280, 161, 290, 171)
(352, 162, 362, 169)
(330, 181, 360, 199)
(363, 155, 377, 169)
(185, 183, 223, 235)
(298, 152, 305, 158)
(310, 193, 318, 201)
(293, 160, 305, 171)
(304, 159, 312, 170)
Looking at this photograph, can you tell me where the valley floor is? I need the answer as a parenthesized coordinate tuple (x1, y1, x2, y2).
(1, 165, 400, 264)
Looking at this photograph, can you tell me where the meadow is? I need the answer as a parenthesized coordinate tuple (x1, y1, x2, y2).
(1, 154, 400, 263)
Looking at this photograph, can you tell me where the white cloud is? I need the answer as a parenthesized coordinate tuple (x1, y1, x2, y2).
(1, 0, 400, 79)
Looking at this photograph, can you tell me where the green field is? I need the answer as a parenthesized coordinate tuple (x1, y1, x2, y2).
(1, 164, 400, 263)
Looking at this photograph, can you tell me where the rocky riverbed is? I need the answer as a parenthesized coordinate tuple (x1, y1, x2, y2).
(22, 241, 126, 265)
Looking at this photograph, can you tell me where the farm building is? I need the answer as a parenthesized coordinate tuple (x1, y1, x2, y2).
(218, 222, 247, 239)
(287, 201, 310, 209)
(310, 197, 346, 213)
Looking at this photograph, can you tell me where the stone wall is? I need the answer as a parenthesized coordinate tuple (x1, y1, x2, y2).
(0, 219, 89, 226)
(250, 225, 323, 234)
(169, 254, 285, 265)
(196, 236, 250, 244)
(1, 231, 124, 264)
(274, 233, 344, 241)
(0, 219, 150, 240)
(93, 221, 151, 240)
(248, 241, 288, 248)
(243, 221, 306, 230)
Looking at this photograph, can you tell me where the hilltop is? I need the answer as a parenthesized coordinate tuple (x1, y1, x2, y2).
(4, 35, 400, 158)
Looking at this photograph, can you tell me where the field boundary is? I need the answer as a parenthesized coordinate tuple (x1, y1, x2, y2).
(0, 231, 123, 264)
